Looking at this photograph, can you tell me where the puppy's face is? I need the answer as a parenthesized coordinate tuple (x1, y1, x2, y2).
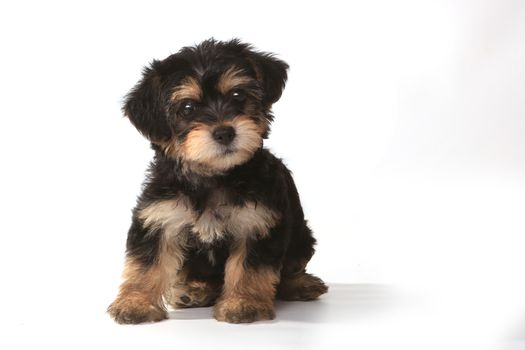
(124, 39, 288, 174)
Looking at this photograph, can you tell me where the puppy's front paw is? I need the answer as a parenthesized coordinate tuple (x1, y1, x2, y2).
(107, 296, 167, 324)
(214, 298, 275, 323)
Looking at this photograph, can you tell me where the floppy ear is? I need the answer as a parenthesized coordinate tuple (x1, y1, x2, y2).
(248, 51, 289, 107)
(123, 62, 171, 142)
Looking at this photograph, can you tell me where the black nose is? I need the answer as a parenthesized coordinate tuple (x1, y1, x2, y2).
(213, 126, 236, 145)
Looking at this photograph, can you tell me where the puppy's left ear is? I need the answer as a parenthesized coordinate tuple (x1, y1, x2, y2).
(248, 51, 289, 107)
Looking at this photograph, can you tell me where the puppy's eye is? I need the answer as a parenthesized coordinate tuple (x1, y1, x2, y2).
(230, 89, 246, 102)
(180, 101, 196, 117)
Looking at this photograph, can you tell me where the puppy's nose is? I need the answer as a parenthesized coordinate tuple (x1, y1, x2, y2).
(213, 126, 236, 145)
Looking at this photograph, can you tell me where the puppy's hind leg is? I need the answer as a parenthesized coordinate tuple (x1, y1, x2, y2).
(165, 267, 223, 309)
(277, 222, 328, 301)
(276, 272, 328, 301)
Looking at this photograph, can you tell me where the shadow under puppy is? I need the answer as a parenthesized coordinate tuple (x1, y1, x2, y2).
(108, 39, 327, 324)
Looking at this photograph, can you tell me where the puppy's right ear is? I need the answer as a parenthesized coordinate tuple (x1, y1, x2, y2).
(250, 53, 288, 108)
(123, 62, 171, 142)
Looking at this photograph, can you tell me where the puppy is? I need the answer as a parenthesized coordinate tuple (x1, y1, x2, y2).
(108, 39, 327, 324)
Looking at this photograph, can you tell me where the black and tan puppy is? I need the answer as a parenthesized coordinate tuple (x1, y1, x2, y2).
(108, 39, 327, 324)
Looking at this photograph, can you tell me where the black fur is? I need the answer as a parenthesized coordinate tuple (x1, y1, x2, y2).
(128, 148, 315, 279)
(123, 39, 288, 142)
(111, 39, 326, 324)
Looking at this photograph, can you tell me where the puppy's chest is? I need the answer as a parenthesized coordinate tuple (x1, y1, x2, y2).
(192, 192, 239, 242)
(139, 190, 280, 243)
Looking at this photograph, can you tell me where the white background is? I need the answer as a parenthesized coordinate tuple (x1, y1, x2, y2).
(1, 1, 524, 349)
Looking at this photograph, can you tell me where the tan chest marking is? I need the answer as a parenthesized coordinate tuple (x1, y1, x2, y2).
(193, 200, 280, 243)
(138, 197, 195, 237)
(138, 194, 280, 243)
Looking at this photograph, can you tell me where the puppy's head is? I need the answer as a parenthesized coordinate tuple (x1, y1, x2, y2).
(123, 39, 288, 174)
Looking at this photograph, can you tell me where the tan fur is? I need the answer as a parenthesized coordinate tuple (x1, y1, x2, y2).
(217, 67, 254, 94)
(193, 190, 280, 243)
(179, 115, 263, 172)
(277, 272, 328, 301)
(214, 238, 279, 323)
(157, 113, 265, 175)
(139, 194, 279, 245)
(107, 257, 171, 323)
(170, 76, 202, 102)
(222, 238, 249, 290)
(138, 197, 194, 232)
(214, 297, 275, 323)
(138, 197, 195, 268)
(108, 201, 194, 323)
(164, 267, 189, 307)
(120, 257, 166, 302)
(182, 124, 217, 163)
(165, 267, 222, 309)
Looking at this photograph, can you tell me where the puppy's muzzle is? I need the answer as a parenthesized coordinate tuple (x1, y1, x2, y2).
(213, 126, 236, 145)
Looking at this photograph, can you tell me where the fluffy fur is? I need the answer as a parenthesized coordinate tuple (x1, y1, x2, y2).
(108, 39, 327, 324)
